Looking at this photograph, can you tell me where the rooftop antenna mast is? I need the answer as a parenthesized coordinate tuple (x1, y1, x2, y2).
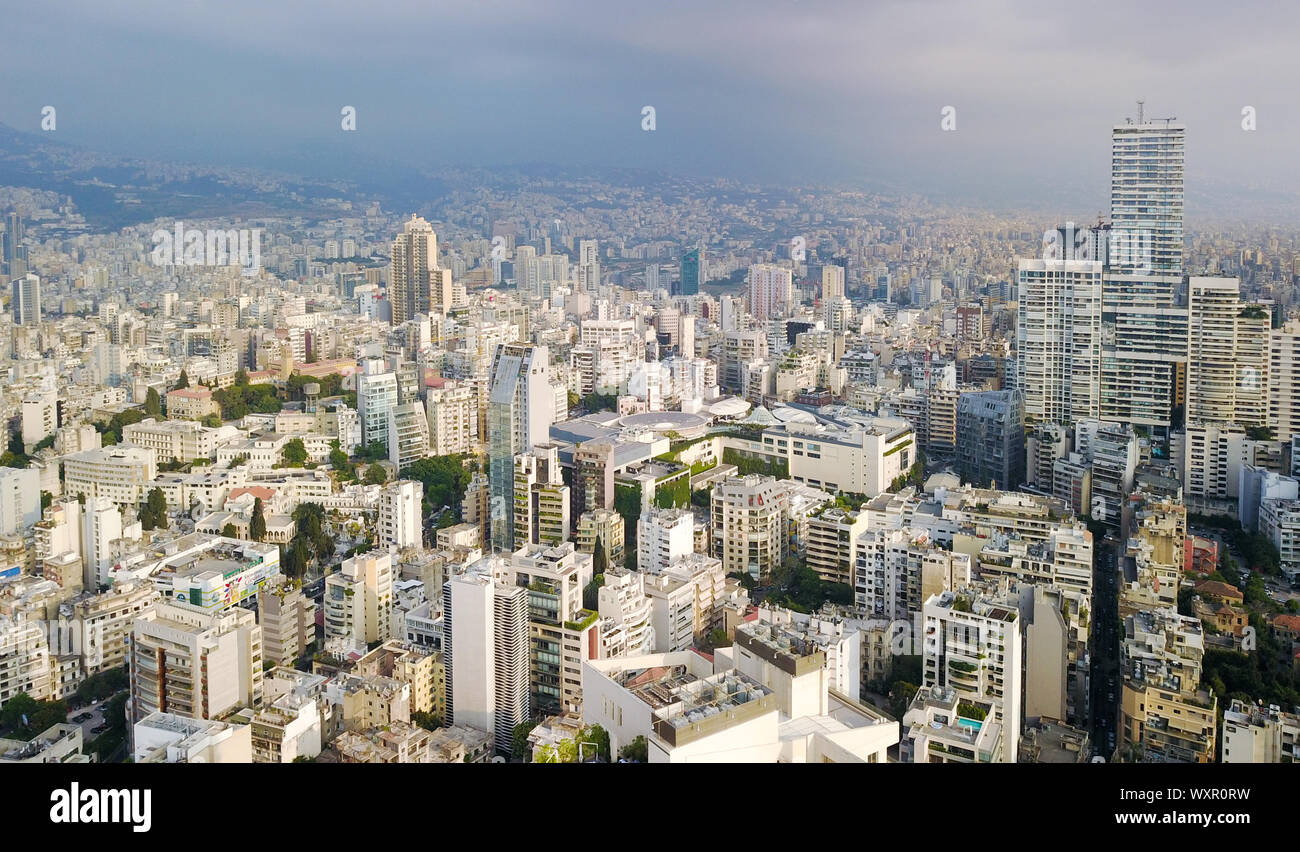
(1137, 99, 1144, 124)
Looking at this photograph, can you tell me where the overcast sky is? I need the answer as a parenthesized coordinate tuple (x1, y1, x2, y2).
(3, 0, 1299, 213)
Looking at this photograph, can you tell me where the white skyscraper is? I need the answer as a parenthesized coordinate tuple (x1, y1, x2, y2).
(378, 480, 423, 551)
(442, 570, 530, 755)
(1101, 116, 1188, 431)
(748, 263, 793, 321)
(1110, 117, 1185, 275)
(1186, 277, 1269, 427)
(11, 273, 41, 327)
(1016, 258, 1103, 424)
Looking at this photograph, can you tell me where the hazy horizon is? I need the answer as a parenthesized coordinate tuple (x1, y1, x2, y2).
(4, 0, 1300, 219)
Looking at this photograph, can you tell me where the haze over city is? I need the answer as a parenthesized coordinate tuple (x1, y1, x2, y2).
(3, 0, 1300, 216)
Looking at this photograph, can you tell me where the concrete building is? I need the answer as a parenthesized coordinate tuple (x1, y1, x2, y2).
(442, 570, 529, 755)
(62, 445, 158, 506)
(325, 552, 395, 651)
(1016, 258, 1103, 425)
(1119, 607, 1216, 763)
(128, 600, 263, 724)
(386, 402, 430, 470)
(258, 583, 315, 666)
(637, 507, 695, 576)
(425, 380, 478, 456)
(0, 467, 40, 536)
(956, 390, 1024, 490)
(711, 475, 789, 582)
(378, 479, 422, 551)
(921, 588, 1023, 762)
(1220, 698, 1300, 763)
(760, 417, 915, 496)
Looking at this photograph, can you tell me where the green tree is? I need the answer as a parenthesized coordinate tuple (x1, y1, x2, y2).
(40, 491, 53, 511)
(250, 497, 267, 541)
(138, 505, 156, 531)
(146, 487, 168, 529)
(220, 522, 238, 538)
(283, 438, 308, 467)
(144, 387, 162, 418)
(593, 538, 608, 574)
(0, 694, 67, 738)
(412, 711, 443, 731)
(511, 721, 538, 762)
(175, 369, 189, 390)
(583, 574, 605, 611)
(618, 735, 649, 762)
(364, 463, 388, 485)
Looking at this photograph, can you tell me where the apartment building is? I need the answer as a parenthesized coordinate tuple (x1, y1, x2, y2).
(711, 475, 789, 582)
(62, 445, 158, 506)
(258, 583, 315, 666)
(854, 527, 971, 622)
(642, 553, 728, 652)
(378, 479, 422, 551)
(442, 570, 530, 755)
(325, 551, 395, 651)
(760, 417, 914, 496)
(425, 380, 478, 456)
(805, 505, 869, 586)
(921, 588, 1023, 762)
(165, 387, 222, 421)
(902, 685, 1005, 763)
(122, 418, 224, 464)
(1221, 699, 1300, 763)
(0, 467, 40, 536)
(575, 508, 625, 569)
(128, 600, 264, 724)
(637, 507, 695, 576)
(1119, 608, 1217, 763)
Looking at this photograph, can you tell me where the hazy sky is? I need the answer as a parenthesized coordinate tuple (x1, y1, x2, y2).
(3, 0, 1300, 213)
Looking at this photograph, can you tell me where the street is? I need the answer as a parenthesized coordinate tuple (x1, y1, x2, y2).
(1089, 536, 1120, 760)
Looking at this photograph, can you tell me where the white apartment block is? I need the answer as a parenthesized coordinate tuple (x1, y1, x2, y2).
(129, 600, 264, 724)
(1221, 699, 1300, 763)
(1269, 320, 1300, 441)
(637, 507, 695, 575)
(0, 467, 40, 535)
(378, 480, 423, 551)
(425, 381, 478, 455)
(442, 571, 530, 755)
(122, 418, 226, 464)
(63, 445, 158, 506)
(643, 553, 727, 653)
(0, 616, 52, 708)
(387, 401, 429, 470)
(598, 569, 655, 656)
(1186, 277, 1268, 427)
(325, 551, 395, 650)
(760, 417, 914, 496)
(854, 527, 971, 622)
(1015, 258, 1102, 424)
(921, 589, 1023, 763)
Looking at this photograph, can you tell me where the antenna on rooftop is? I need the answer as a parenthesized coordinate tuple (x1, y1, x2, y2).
(1137, 99, 1144, 124)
